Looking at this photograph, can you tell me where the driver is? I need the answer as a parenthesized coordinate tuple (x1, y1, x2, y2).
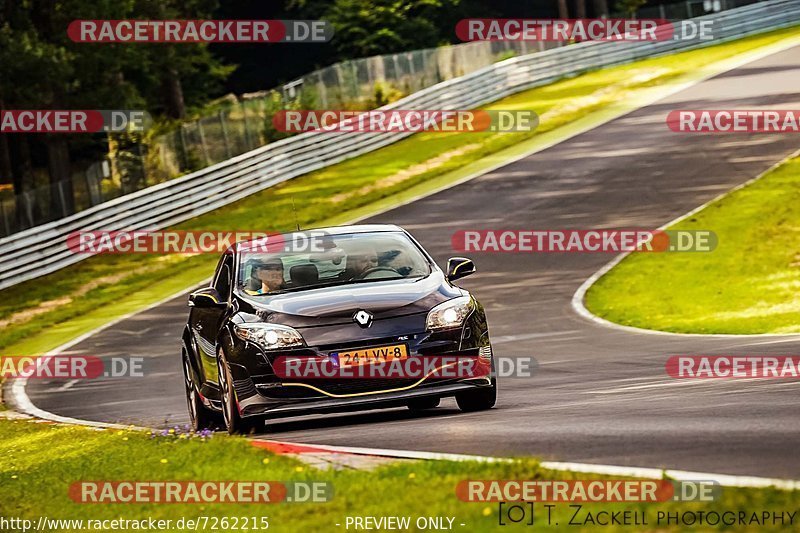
(339, 245, 379, 280)
(245, 258, 286, 295)
(352, 249, 379, 276)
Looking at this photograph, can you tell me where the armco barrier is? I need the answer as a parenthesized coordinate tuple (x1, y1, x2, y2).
(1, 0, 799, 290)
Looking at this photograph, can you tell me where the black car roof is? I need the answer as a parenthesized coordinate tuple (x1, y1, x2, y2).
(235, 224, 405, 250)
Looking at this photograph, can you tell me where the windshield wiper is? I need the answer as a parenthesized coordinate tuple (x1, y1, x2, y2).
(348, 275, 423, 284)
(242, 275, 425, 295)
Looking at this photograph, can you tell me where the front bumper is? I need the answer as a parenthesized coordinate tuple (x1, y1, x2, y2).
(239, 380, 492, 418)
(223, 309, 493, 419)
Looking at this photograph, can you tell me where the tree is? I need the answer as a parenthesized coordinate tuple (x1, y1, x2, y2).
(615, 0, 646, 17)
(0, 0, 233, 220)
(23, 0, 141, 214)
(557, 0, 569, 19)
(575, 0, 587, 18)
(594, 0, 609, 17)
(321, 0, 459, 59)
(132, 0, 233, 119)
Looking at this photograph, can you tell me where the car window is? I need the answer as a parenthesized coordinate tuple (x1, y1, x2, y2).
(213, 254, 233, 300)
(238, 231, 431, 295)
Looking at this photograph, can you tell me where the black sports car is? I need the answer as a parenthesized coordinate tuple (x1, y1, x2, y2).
(182, 224, 496, 434)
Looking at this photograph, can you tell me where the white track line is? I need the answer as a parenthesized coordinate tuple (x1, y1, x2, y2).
(571, 148, 800, 338)
(6, 37, 800, 491)
(6, 282, 204, 432)
(253, 441, 800, 490)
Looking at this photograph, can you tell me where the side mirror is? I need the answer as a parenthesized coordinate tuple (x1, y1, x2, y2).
(188, 288, 225, 308)
(446, 257, 476, 282)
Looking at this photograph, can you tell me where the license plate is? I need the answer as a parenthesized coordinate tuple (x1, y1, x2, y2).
(331, 344, 408, 368)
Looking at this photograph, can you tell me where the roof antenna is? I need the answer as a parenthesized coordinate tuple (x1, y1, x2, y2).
(292, 196, 301, 231)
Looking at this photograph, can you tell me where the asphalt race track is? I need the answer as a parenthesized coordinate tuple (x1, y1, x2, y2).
(23, 45, 800, 478)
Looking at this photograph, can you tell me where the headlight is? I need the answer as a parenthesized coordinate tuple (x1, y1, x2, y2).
(426, 296, 473, 331)
(233, 323, 305, 350)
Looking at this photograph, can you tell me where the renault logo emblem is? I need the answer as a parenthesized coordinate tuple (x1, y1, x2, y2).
(353, 310, 373, 327)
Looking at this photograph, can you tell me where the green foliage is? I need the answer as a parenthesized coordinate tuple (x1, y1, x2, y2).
(2, 418, 798, 532)
(322, 0, 459, 59)
(370, 80, 404, 107)
(615, 0, 647, 16)
(2, 26, 797, 354)
(586, 155, 800, 334)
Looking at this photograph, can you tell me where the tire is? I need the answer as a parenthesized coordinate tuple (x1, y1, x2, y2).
(456, 357, 497, 412)
(182, 348, 219, 431)
(217, 351, 263, 435)
(455, 381, 497, 412)
(407, 397, 440, 411)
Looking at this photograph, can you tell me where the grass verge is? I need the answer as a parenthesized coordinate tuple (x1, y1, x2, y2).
(1, 417, 797, 532)
(2, 26, 800, 355)
(586, 155, 800, 334)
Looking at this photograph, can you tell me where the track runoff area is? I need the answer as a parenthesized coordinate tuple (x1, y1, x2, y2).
(6, 17, 800, 533)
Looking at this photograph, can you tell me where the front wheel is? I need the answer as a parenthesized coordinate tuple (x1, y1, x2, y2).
(456, 355, 497, 412)
(182, 348, 219, 431)
(217, 351, 263, 435)
(455, 381, 497, 412)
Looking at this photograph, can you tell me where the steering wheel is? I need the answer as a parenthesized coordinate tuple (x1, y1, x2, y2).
(358, 266, 402, 280)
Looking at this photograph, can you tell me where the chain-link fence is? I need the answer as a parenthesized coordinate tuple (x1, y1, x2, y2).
(636, 0, 763, 19)
(0, 0, 774, 237)
(143, 39, 560, 182)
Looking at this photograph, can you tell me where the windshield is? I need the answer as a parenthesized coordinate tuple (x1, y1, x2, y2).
(237, 231, 432, 295)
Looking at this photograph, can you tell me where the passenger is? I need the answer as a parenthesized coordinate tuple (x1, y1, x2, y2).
(245, 258, 286, 295)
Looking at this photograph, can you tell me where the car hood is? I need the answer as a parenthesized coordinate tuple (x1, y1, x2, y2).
(236, 272, 462, 328)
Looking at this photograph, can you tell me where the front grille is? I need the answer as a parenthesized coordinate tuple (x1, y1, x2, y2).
(233, 377, 258, 399)
(260, 377, 455, 399)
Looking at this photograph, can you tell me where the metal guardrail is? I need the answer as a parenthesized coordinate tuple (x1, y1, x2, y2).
(1, 0, 799, 290)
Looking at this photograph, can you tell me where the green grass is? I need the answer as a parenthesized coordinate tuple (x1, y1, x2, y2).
(586, 155, 800, 334)
(2, 26, 800, 355)
(1, 418, 797, 532)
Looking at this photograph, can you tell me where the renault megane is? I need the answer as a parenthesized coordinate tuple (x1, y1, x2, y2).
(181, 224, 496, 434)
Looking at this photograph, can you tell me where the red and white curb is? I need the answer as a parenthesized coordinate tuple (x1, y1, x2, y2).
(6, 36, 800, 485)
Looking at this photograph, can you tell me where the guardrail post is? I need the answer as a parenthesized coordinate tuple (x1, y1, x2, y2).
(197, 121, 211, 166)
(1, 0, 797, 290)
(242, 101, 254, 150)
(57, 180, 69, 217)
(179, 125, 190, 171)
(219, 110, 232, 159)
(0, 200, 9, 237)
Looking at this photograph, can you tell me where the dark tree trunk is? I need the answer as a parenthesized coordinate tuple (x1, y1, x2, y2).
(0, 98, 12, 192)
(9, 134, 35, 227)
(558, 0, 570, 18)
(46, 135, 74, 216)
(163, 65, 186, 119)
(0, 134, 12, 189)
(576, 0, 587, 18)
(593, 0, 609, 17)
